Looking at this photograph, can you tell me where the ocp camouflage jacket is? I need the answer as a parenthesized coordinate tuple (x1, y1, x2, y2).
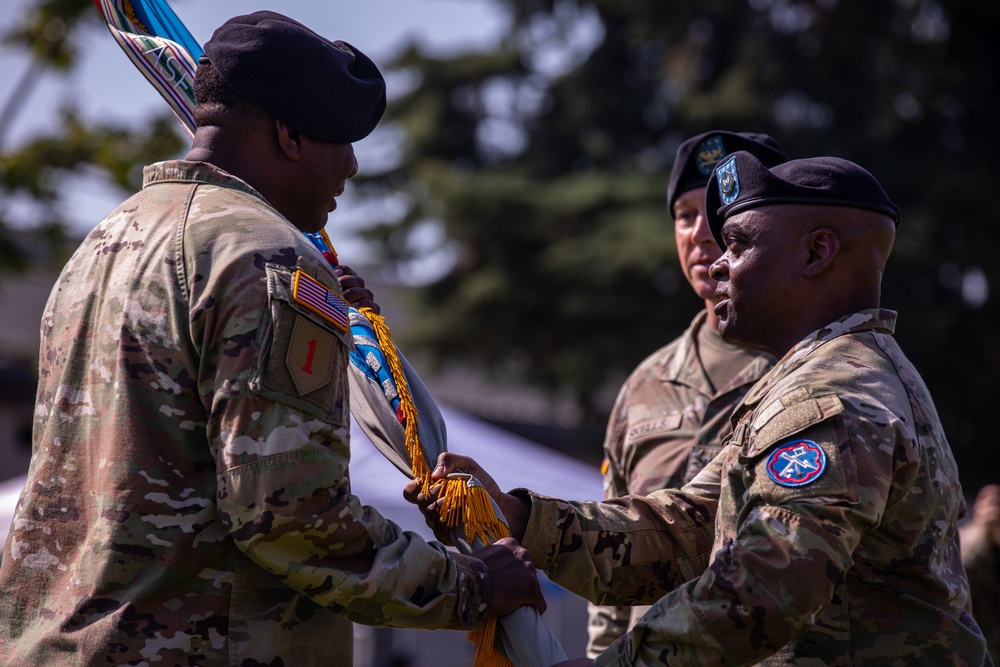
(0, 161, 488, 666)
(519, 309, 990, 666)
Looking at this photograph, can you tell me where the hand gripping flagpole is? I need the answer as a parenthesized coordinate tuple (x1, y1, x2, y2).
(95, 2, 567, 665)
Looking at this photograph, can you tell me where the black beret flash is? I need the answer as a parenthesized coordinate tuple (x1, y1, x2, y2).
(667, 131, 789, 217)
(706, 152, 901, 248)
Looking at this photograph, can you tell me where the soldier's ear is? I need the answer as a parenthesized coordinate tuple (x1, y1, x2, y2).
(275, 118, 304, 161)
(802, 228, 840, 278)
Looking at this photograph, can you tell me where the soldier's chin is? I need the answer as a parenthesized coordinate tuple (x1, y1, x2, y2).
(715, 308, 739, 344)
(713, 299, 729, 322)
(717, 321, 734, 344)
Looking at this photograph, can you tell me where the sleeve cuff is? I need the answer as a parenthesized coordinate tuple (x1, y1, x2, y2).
(451, 551, 491, 629)
(509, 487, 560, 570)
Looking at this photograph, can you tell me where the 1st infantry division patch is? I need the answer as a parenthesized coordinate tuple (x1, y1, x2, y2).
(286, 315, 336, 395)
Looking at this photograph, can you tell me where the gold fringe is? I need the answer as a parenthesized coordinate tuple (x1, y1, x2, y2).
(358, 307, 429, 487)
(357, 299, 512, 667)
(437, 479, 510, 545)
(469, 617, 513, 667)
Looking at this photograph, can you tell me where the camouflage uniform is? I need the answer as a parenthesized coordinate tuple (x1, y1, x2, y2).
(0, 161, 489, 666)
(588, 312, 773, 656)
(519, 310, 990, 666)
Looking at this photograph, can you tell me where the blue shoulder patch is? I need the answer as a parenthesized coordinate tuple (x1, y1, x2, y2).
(765, 439, 827, 487)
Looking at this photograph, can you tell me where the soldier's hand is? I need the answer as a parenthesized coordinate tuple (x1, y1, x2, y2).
(334, 264, 380, 314)
(477, 537, 547, 617)
(431, 452, 530, 542)
(402, 477, 455, 545)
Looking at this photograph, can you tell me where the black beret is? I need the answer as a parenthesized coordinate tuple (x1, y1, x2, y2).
(706, 151, 901, 248)
(667, 130, 788, 217)
(203, 11, 386, 144)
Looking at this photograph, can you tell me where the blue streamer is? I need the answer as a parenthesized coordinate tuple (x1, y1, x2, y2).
(130, 0, 204, 60)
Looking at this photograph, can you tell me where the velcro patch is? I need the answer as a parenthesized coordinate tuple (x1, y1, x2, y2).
(292, 269, 349, 332)
(286, 315, 336, 395)
(765, 439, 826, 487)
(627, 413, 682, 441)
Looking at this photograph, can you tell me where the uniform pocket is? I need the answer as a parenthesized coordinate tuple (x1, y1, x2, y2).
(740, 394, 844, 461)
(249, 262, 352, 425)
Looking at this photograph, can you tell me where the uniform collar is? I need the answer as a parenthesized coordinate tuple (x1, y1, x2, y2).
(142, 160, 267, 203)
(740, 308, 897, 409)
(659, 310, 772, 395)
(659, 310, 709, 386)
(783, 308, 895, 361)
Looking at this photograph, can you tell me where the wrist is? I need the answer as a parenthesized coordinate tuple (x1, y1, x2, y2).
(498, 490, 531, 542)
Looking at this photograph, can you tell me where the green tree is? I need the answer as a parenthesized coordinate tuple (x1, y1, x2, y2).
(0, 0, 184, 271)
(362, 0, 1000, 488)
(4, 0, 998, 491)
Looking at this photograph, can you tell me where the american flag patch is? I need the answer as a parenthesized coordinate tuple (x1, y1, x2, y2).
(292, 270, 349, 332)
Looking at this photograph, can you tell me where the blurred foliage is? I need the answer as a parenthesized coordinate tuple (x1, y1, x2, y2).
(357, 0, 1000, 488)
(2, 0, 998, 489)
(0, 0, 185, 271)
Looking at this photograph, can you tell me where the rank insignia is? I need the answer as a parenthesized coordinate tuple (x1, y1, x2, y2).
(766, 439, 826, 487)
(717, 155, 740, 206)
(695, 135, 727, 175)
(292, 270, 349, 332)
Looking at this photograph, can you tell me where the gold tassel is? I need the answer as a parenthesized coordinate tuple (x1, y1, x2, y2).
(358, 307, 430, 487)
(357, 304, 513, 667)
(469, 617, 512, 667)
(438, 482, 516, 667)
(437, 479, 510, 545)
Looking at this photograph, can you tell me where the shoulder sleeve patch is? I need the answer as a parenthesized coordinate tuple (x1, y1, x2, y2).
(765, 440, 827, 487)
(747, 420, 859, 506)
(249, 263, 350, 424)
(286, 315, 337, 395)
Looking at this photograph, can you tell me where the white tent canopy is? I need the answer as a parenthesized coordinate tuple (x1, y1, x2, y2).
(0, 475, 21, 547)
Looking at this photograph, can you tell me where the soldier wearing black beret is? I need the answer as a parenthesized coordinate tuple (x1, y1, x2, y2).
(587, 130, 788, 657)
(705, 151, 900, 248)
(0, 10, 546, 666)
(190, 10, 387, 234)
(414, 152, 991, 665)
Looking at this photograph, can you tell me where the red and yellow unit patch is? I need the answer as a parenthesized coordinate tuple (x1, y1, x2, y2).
(292, 269, 349, 332)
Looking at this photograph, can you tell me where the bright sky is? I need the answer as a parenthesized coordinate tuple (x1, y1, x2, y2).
(0, 0, 508, 259)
